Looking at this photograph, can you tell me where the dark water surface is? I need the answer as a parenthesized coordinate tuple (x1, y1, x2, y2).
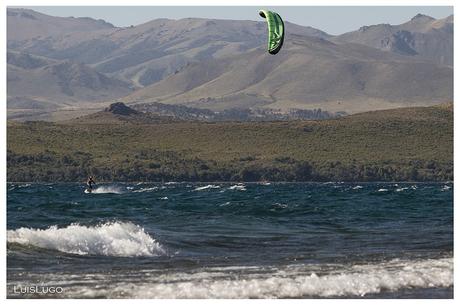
(7, 182, 453, 298)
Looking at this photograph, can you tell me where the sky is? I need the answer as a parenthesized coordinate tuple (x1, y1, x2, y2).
(21, 6, 453, 35)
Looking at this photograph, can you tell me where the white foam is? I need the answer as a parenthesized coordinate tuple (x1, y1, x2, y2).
(90, 186, 124, 194)
(352, 185, 363, 190)
(62, 257, 452, 298)
(133, 187, 158, 193)
(441, 185, 451, 191)
(272, 203, 288, 209)
(396, 187, 409, 192)
(194, 185, 221, 191)
(7, 222, 164, 257)
(378, 188, 388, 192)
(228, 184, 246, 191)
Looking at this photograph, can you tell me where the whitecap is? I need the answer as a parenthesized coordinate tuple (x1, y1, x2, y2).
(352, 185, 363, 190)
(133, 187, 158, 193)
(7, 222, 165, 257)
(59, 257, 452, 298)
(273, 203, 288, 209)
(228, 184, 246, 191)
(378, 188, 388, 192)
(194, 185, 221, 191)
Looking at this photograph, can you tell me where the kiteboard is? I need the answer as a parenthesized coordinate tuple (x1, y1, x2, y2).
(84, 189, 92, 194)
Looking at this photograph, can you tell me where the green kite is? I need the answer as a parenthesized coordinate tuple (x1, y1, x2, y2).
(259, 10, 285, 55)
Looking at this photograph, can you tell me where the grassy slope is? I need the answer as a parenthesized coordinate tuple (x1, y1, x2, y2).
(7, 105, 453, 182)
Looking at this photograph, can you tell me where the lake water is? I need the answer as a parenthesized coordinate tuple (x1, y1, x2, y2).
(7, 182, 453, 298)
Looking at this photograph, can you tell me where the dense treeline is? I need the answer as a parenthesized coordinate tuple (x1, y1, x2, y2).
(7, 150, 452, 182)
(7, 105, 452, 182)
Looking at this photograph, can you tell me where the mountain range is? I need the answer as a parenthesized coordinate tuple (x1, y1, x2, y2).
(7, 8, 453, 120)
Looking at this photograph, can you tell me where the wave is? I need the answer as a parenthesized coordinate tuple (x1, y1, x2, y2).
(7, 222, 165, 257)
(228, 184, 246, 191)
(133, 187, 158, 193)
(194, 185, 221, 191)
(61, 257, 452, 298)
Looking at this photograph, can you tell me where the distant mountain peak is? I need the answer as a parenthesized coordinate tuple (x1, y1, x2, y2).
(410, 13, 435, 21)
(7, 8, 37, 20)
(104, 102, 139, 116)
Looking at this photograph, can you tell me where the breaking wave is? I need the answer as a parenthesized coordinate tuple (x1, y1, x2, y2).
(71, 258, 453, 299)
(60, 257, 452, 298)
(7, 222, 165, 257)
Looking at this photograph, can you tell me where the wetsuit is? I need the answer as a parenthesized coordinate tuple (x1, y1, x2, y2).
(87, 178, 95, 190)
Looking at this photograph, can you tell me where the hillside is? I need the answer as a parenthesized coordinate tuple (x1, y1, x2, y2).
(7, 51, 134, 113)
(7, 105, 452, 182)
(8, 8, 326, 87)
(64, 102, 179, 124)
(334, 14, 453, 66)
(7, 8, 114, 41)
(7, 8, 454, 120)
(123, 34, 452, 113)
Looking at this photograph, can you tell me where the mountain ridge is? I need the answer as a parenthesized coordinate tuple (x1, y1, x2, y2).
(7, 8, 454, 120)
(334, 13, 453, 65)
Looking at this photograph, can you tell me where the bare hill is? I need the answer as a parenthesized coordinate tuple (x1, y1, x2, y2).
(8, 9, 329, 88)
(334, 14, 453, 66)
(123, 34, 452, 113)
(7, 8, 114, 41)
(8, 51, 134, 108)
(7, 9, 454, 119)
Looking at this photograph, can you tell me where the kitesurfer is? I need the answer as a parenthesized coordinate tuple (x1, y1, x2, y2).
(86, 176, 95, 192)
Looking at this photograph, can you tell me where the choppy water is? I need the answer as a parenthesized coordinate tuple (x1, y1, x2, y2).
(7, 182, 453, 298)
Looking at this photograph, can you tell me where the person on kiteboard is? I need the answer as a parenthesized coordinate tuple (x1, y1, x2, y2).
(87, 176, 96, 191)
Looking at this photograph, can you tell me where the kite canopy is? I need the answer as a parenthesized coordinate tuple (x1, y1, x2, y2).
(259, 10, 285, 55)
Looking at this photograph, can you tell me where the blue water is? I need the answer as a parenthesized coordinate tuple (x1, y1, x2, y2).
(7, 182, 453, 298)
